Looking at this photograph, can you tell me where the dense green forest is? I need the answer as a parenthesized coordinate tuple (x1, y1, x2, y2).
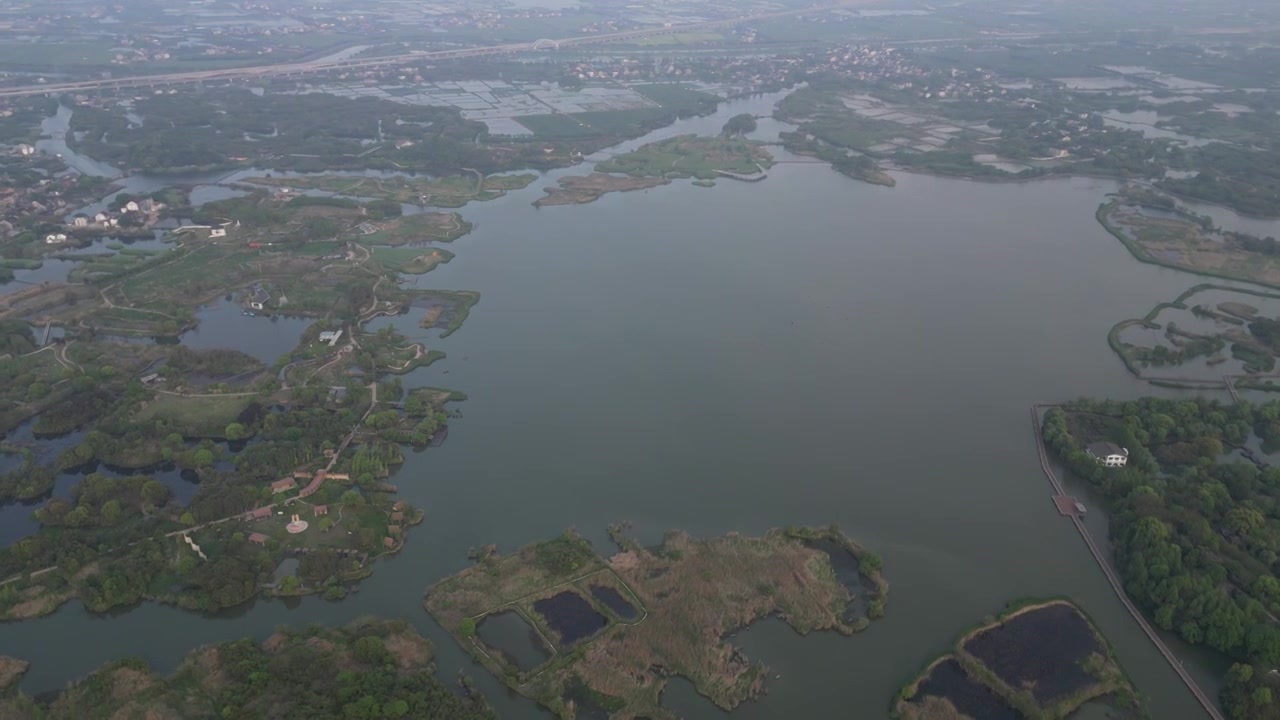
(0, 619, 493, 719)
(1042, 397, 1280, 718)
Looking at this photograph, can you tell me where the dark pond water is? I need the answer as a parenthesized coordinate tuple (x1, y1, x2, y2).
(182, 298, 313, 364)
(532, 591, 608, 646)
(914, 658, 1020, 720)
(589, 584, 637, 620)
(805, 538, 871, 621)
(962, 603, 1101, 704)
(476, 611, 551, 672)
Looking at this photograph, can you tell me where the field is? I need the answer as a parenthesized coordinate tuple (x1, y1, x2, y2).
(533, 174, 670, 206)
(133, 394, 257, 438)
(632, 31, 724, 46)
(895, 600, 1139, 720)
(425, 527, 886, 719)
(245, 173, 535, 208)
(595, 135, 773, 180)
(370, 246, 455, 274)
(351, 212, 470, 246)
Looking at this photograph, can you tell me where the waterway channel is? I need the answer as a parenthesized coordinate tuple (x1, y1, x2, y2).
(6, 91, 1280, 719)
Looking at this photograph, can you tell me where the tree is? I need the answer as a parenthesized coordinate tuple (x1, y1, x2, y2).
(457, 618, 476, 637)
(353, 635, 386, 664)
(181, 512, 196, 525)
(722, 113, 757, 136)
(224, 423, 247, 441)
(192, 448, 214, 467)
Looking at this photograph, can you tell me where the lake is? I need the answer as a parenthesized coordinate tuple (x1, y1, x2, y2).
(3, 92, 1271, 719)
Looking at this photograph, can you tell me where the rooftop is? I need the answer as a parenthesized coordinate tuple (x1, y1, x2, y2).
(1087, 441, 1127, 457)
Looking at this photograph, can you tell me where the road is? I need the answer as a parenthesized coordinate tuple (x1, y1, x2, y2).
(0, 2, 863, 98)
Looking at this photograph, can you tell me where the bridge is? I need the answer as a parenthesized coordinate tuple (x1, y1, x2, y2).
(0, 2, 865, 99)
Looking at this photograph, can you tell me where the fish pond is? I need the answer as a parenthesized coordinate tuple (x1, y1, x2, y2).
(531, 591, 608, 646)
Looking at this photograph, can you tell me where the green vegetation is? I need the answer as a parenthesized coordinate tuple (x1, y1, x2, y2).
(246, 174, 534, 209)
(1043, 398, 1280, 718)
(533, 173, 670, 206)
(516, 83, 720, 140)
(67, 88, 535, 175)
(0, 619, 492, 719)
(596, 134, 772, 180)
(425, 526, 885, 719)
(1098, 188, 1280, 289)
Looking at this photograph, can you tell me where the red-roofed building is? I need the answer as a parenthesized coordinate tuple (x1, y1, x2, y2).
(271, 478, 297, 494)
(248, 532, 269, 545)
(390, 512, 404, 522)
(392, 501, 405, 512)
(387, 525, 401, 536)
(314, 505, 328, 516)
(383, 537, 396, 549)
(293, 471, 311, 479)
(298, 471, 325, 498)
(251, 507, 272, 519)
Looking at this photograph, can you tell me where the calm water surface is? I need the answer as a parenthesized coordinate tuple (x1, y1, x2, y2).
(1, 94, 1258, 719)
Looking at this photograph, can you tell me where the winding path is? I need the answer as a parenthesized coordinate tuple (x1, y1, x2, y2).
(1030, 404, 1225, 720)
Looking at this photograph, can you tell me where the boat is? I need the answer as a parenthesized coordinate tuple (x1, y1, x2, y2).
(1075, 501, 1087, 515)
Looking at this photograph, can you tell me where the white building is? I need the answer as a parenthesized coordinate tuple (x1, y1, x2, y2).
(209, 228, 227, 238)
(1086, 442, 1129, 468)
(14, 144, 34, 156)
(318, 330, 343, 346)
(72, 216, 88, 227)
(44, 233, 67, 244)
(94, 212, 109, 224)
(124, 200, 140, 212)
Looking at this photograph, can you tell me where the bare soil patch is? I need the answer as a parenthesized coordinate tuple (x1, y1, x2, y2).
(0, 655, 28, 690)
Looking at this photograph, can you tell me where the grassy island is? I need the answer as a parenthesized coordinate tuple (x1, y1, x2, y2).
(1108, 284, 1280, 383)
(595, 134, 773, 181)
(895, 599, 1140, 720)
(244, 172, 536, 209)
(0, 656, 27, 693)
(533, 173, 670, 206)
(0, 619, 492, 719)
(1098, 186, 1280, 289)
(425, 525, 887, 719)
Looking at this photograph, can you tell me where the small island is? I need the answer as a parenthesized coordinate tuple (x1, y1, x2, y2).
(243, 172, 537, 208)
(895, 600, 1141, 720)
(424, 525, 887, 719)
(0, 619, 492, 719)
(533, 173, 670, 207)
(0, 656, 27, 694)
(595, 134, 773, 181)
(1099, 186, 1280, 289)
(1109, 284, 1280, 384)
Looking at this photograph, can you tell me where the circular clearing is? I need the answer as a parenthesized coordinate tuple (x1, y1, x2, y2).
(286, 520, 309, 534)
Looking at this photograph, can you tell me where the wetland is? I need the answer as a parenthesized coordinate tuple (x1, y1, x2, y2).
(0, 90, 1272, 720)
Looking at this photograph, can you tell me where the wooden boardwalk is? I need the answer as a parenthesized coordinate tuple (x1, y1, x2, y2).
(1030, 404, 1225, 720)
